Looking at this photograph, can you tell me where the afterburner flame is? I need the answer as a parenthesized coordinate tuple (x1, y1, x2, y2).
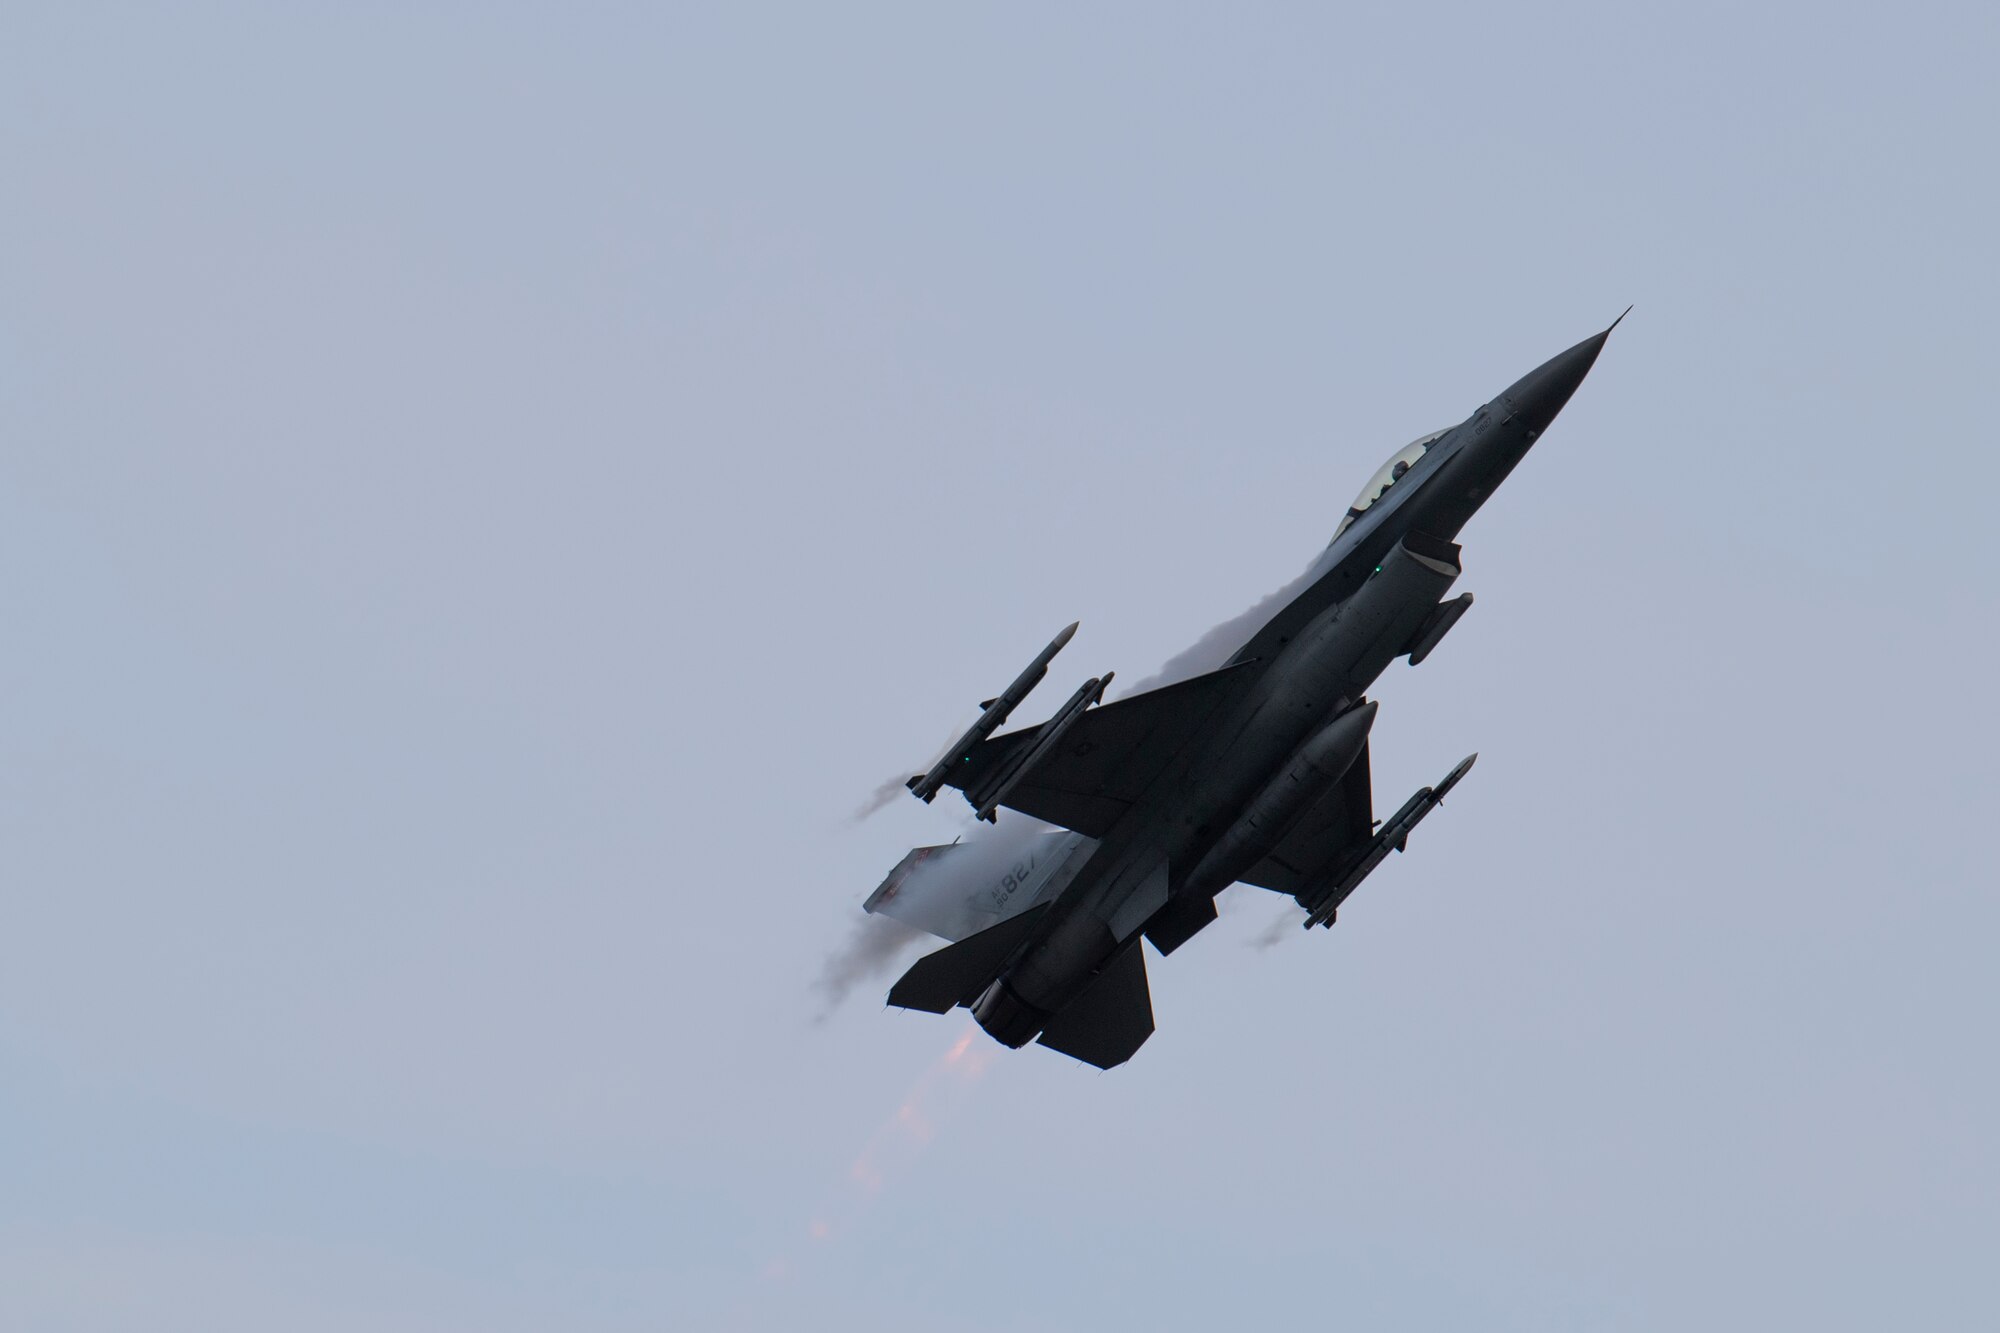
(844, 1024, 986, 1194)
(763, 1022, 997, 1290)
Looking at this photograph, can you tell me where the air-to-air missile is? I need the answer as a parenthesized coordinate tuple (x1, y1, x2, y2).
(965, 671, 1114, 823)
(1300, 752, 1478, 928)
(905, 622, 1079, 804)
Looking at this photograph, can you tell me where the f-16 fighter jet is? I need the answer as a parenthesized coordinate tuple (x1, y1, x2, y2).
(866, 318, 1622, 1067)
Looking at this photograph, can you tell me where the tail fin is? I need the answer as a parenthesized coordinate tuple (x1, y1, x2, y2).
(885, 905, 1050, 1014)
(1035, 944, 1155, 1069)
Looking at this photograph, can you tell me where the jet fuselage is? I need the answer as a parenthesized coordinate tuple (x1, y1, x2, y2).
(969, 326, 1614, 1050)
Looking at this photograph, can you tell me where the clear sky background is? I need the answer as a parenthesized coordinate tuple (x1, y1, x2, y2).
(4, 4, 1997, 1330)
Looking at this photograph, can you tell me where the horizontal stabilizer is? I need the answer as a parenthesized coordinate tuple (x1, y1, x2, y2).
(1036, 944, 1154, 1069)
(886, 904, 1050, 1014)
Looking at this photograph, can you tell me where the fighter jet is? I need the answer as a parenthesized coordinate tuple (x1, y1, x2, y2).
(865, 318, 1622, 1067)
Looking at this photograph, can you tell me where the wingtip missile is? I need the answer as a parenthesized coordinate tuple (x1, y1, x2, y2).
(975, 623, 1078, 709)
(906, 623, 1081, 804)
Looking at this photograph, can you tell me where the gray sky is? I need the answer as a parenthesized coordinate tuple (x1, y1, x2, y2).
(4, 4, 1997, 1329)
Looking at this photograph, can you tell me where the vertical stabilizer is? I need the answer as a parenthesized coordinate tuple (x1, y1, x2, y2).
(1035, 945, 1155, 1069)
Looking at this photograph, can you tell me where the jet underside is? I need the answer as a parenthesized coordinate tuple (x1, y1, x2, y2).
(868, 320, 1620, 1067)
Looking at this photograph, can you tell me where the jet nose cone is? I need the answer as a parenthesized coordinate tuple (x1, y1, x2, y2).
(1503, 328, 1608, 436)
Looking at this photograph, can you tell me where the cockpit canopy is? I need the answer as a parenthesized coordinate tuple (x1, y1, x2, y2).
(1331, 428, 1451, 540)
